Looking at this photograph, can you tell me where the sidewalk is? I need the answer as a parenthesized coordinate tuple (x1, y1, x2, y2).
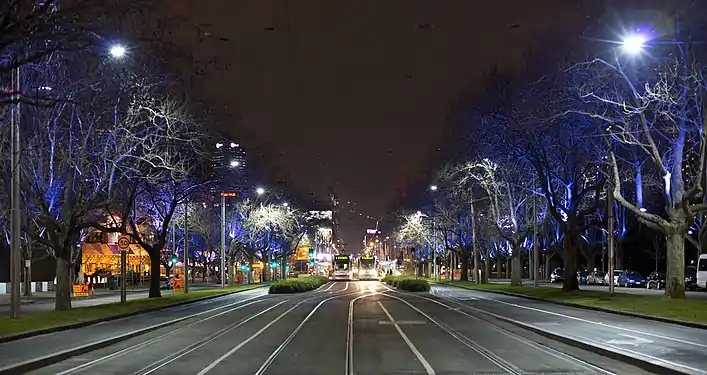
(0, 283, 222, 313)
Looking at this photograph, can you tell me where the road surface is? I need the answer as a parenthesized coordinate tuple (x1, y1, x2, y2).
(488, 279, 707, 299)
(0, 281, 673, 375)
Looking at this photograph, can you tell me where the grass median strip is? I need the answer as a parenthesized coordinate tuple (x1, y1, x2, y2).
(382, 275, 430, 292)
(0, 283, 265, 337)
(442, 281, 707, 324)
(269, 276, 328, 293)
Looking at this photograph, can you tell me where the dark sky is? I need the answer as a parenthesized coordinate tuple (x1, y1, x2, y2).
(164, 0, 589, 250)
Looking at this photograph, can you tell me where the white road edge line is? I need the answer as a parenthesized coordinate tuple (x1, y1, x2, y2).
(346, 293, 373, 375)
(433, 287, 706, 375)
(343, 282, 349, 292)
(456, 286, 707, 349)
(377, 301, 435, 375)
(253, 291, 366, 375)
(409, 292, 616, 375)
(381, 293, 519, 374)
(48, 294, 268, 375)
(135, 300, 288, 375)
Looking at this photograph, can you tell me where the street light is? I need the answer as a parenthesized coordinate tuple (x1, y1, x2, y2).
(282, 202, 289, 207)
(110, 44, 126, 58)
(430, 185, 438, 191)
(621, 34, 647, 55)
(230, 160, 239, 167)
(256, 187, 265, 195)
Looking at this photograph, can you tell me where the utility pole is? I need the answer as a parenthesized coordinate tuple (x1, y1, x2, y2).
(184, 201, 189, 293)
(10, 65, 22, 319)
(533, 192, 539, 287)
(220, 194, 226, 288)
(608, 185, 615, 296)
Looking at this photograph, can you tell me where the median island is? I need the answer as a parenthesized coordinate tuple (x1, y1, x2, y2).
(268, 276, 329, 294)
(382, 275, 430, 292)
(0, 283, 265, 338)
(442, 280, 707, 325)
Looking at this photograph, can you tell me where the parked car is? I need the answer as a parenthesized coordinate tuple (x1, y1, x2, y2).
(604, 270, 623, 285)
(550, 268, 564, 283)
(646, 271, 665, 289)
(159, 276, 172, 289)
(577, 269, 589, 284)
(685, 266, 698, 291)
(587, 271, 606, 285)
(617, 270, 645, 287)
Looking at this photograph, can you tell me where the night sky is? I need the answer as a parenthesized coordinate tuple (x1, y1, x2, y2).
(164, 0, 590, 250)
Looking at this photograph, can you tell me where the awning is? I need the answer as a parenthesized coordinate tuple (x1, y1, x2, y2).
(82, 243, 150, 257)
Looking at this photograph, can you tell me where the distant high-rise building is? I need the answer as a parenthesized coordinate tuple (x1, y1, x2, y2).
(209, 139, 247, 195)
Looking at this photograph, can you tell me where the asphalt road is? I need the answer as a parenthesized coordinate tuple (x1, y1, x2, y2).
(0, 281, 663, 375)
(489, 279, 707, 299)
(431, 284, 707, 375)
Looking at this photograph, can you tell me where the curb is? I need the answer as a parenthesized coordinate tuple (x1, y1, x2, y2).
(0, 316, 188, 375)
(0, 285, 268, 344)
(455, 286, 707, 330)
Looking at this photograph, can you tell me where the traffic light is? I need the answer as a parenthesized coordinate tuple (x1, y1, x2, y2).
(271, 260, 278, 269)
(171, 254, 178, 264)
(308, 248, 314, 259)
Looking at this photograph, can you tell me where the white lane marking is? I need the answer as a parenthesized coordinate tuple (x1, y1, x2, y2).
(136, 301, 287, 375)
(377, 301, 435, 375)
(343, 282, 349, 292)
(404, 292, 615, 375)
(431, 293, 696, 375)
(199, 290, 361, 375)
(606, 334, 653, 346)
(347, 293, 374, 375)
(197, 302, 305, 375)
(456, 287, 707, 349)
(381, 293, 519, 374)
(255, 291, 369, 375)
(54, 295, 268, 375)
(325, 283, 335, 291)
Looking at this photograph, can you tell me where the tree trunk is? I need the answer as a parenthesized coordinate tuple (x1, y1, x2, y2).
(562, 226, 580, 292)
(586, 251, 596, 272)
(483, 254, 491, 283)
(55, 256, 72, 311)
(665, 233, 686, 299)
(615, 241, 624, 270)
(510, 241, 522, 286)
(544, 254, 551, 280)
(460, 249, 470, 281)
(149, 250, 162, 298)
(227, 254, 235, 286)
(505, 257, 510, 279)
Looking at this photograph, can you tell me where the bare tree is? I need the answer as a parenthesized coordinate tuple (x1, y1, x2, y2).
(571, 53, 706, 298)
(454, 158, 536, 286)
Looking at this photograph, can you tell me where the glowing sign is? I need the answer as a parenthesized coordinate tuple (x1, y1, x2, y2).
(366, 229, 380, 234)
(334, 255, 350, 260)
(360, 256, 374, 260)
(220, 192, 237, 197)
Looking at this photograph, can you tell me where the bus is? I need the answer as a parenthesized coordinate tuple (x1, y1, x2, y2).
(358, 255, 378, 280)
(332, 254, 352, 281)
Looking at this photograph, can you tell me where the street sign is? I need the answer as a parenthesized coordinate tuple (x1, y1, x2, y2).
(117, 235, 131, 251)
(220, 192, 237, 197)
(173, 278, 184, 293)
(72, 284, 89, 297)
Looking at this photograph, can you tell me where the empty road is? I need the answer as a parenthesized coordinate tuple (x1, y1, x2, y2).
(0, 281, 666, 374)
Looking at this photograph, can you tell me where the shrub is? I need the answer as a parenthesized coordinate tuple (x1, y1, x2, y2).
(382, 275, 430, 292)
(268, 276, 329, 294)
